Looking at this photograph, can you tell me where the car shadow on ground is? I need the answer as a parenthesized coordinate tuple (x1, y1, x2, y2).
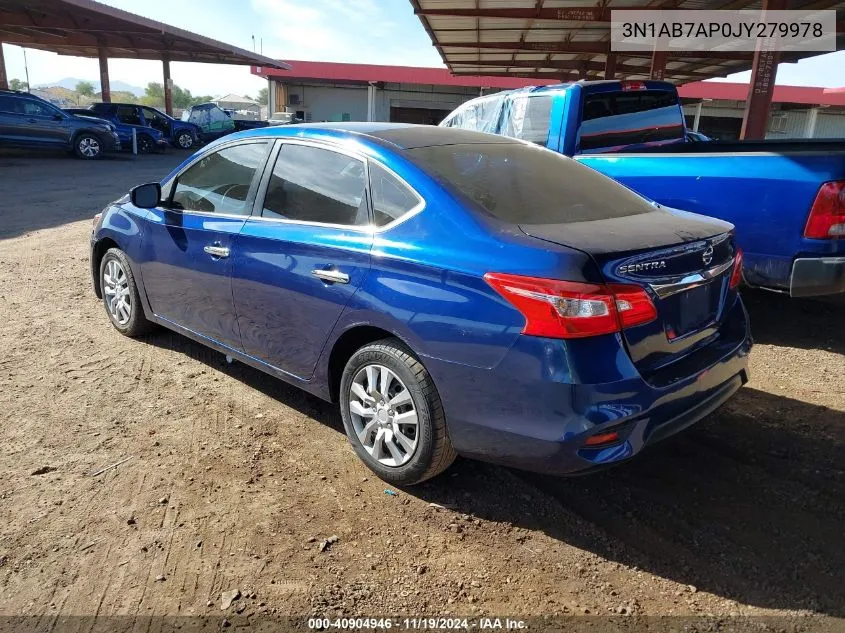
(144, 326, 845, 618)
(742, 289, 844, 355)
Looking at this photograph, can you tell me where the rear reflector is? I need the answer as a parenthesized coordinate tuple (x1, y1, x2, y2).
(729, 248, 743, 289)
(584, 431, 620, 447)
(484, 273, 657, 339)
(804, 181, 845, 239)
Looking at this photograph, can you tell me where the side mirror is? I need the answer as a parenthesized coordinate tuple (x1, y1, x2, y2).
(130, 182, 161, 209)
(53, 113, 65, 121)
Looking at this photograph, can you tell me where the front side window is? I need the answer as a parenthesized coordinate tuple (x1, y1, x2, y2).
(171, 142, 268, 215)
(21, 100, 55, 117)
(369, 162, 421, 227)
(0, 96, 17, 114)
(262, 144, 368, 226)
(501, 95, 553, 145)
(142, 107, 169, 131)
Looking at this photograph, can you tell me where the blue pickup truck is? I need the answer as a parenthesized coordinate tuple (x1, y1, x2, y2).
(441, 81, 845, 297)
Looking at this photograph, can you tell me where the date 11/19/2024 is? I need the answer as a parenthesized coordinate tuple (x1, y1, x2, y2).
(307, 618, 527, 630)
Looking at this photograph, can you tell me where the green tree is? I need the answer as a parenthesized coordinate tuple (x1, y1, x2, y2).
(76, 80, 95, 98)
(9, 78, 28, 91)
(256, 86, 268, 106)
(141, 81, 212, 109)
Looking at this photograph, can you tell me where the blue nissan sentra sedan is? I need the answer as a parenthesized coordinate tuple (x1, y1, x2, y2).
(90, 123, 751, 485)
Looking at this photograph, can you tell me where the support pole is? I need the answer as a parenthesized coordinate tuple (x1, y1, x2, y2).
(650, 49, 668, 80)
(740, 0, 786, 140)
(98, 47, 111, 102)
(0, 42, 8, 90)
(267, 78, 276, 116)
(604, 54, 617, 80)
(805, 107, 819, 139)
(367, 82, 377, 121)
(162, 58, 173, 115)
(693, 101, 703, 132)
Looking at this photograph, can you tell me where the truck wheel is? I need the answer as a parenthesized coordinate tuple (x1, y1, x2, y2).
(339, 338, 457, 486)
(99, 248, 153, 337)
(137, 134, 154, 154)
(74, 133, 103, 159)
(175, 131, 195, 150)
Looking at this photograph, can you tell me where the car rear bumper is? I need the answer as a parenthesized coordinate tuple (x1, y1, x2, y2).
(790, 256, 845, 297)
(423, 296, 752, 476)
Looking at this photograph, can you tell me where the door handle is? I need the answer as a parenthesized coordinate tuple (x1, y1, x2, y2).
(311, 269, 350, 284)
(203, 245, 230, 258)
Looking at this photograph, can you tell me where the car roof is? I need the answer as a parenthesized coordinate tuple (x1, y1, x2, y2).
(237, 122, 523, 150)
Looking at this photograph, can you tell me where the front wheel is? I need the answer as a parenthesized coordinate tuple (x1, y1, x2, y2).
(74, 133, 103, 159)
(175, 131, 195, 150)
(99, 248, 153, 337)
(339, 338, 457, 485)
(136, 134, 155, 154)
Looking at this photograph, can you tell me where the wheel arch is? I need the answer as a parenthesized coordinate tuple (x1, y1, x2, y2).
(326, 325, 418, 403)
(91, 236, 121, 298)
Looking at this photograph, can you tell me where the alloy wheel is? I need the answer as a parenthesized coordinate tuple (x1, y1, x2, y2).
(78, 136, 100, 158)
(177, 133, 194, 149)
(348, 364, 419, 467)
(103, 259, 131, 325)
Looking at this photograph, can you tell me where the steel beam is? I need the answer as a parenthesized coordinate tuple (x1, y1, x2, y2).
(98, 46, 110, 102)
(0, 40, 7, 90)
(740, 0, 788, 139)
(650, 49, 668, 80)
(162, 58, 172, 115)
(604, 54, 617, 79)
(416, 7, 644, 22)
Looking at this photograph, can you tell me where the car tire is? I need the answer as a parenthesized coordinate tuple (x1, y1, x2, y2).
(99, 248, 153, 337)
(74, 133, 103, 159)
(339, 338, 457, 485)
(175, 131, 195, 150)
(137, 134, 155, 154)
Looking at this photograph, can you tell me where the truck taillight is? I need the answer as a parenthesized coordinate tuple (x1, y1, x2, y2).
(621, 81, 647, 91)
(804, 180, 845, 239)
(484, 273, 657, 339)
(729, 248, 743, 289)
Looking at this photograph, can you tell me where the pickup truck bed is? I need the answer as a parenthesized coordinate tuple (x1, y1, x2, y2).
(440, 81, 845, 297)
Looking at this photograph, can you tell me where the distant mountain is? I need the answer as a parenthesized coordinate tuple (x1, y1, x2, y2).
(35, 77, 145, 97)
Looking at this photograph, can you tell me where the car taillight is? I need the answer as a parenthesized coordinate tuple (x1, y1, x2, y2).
(484, 273, 657, 339)
(804, 180, 845, 239)
(93, 212, 102, 227)
(729, 248, 743, 289)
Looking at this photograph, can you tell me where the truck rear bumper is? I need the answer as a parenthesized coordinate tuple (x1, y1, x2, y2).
(790, 257, 845, 297)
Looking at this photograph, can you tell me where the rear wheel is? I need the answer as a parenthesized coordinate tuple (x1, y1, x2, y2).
(99, 248, 153, 337)
(339, 338, 456, 485)
(137, 134, 155, 154)
(175, 131, 195, 150)
(74, 133, 102, 159)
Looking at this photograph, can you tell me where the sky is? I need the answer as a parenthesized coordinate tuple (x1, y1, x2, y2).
(2, 0, 844, 97)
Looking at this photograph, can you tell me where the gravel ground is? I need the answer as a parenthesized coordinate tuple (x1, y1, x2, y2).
(0, 150, 842, 628)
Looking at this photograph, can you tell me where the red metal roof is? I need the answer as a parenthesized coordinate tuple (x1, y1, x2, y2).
(253, 60, 845, 107)
(678, 82, 845, 107)
(252, 60, 556, 89)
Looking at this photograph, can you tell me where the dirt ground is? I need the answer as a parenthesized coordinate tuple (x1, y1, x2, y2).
(0, 150, 843, 627)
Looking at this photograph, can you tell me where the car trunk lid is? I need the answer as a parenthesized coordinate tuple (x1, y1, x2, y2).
(519, 209, 739, 374)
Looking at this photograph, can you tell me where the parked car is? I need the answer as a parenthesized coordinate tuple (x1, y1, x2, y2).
(87, 103, 200, 150)
(267, 112, 304, 126)
(180, 102, 269, 143)
(441, 81, 845, 298)
(0, 90, 120, 159)
(64, 107, 169, 154)
(686, 130, 713, 142)
(90, 124, 751, 485)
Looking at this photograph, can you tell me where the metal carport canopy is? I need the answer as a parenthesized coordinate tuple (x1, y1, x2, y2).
(410, 0, 845, 83)
(0, 0, 290, 112)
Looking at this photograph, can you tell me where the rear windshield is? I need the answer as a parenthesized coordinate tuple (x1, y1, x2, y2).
(406, 142, 655, 225)
(579, 90, 684, 152)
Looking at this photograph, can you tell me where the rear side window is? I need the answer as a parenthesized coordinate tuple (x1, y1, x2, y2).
(501, 95, 553, 145)
(171, 142, 268, 215)
(441, 96, 503, 133)
(369, 163, 421, 227)
(579, 90, 684, 152)
(116, 105, 141, 125)
(262, 144, 368, 226)
(407, 142, 654, 225)
(0, 96, 17, 113)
